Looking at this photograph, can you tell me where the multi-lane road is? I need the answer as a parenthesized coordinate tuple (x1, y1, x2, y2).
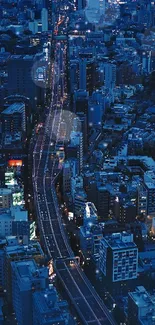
(33, 26, 116, 325)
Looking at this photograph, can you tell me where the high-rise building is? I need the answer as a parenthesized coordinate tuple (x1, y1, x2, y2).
(63, 161, 72, 194)
(79, 59, 96, 94)
(74, 113, 88, 153)
(11, 259, 49, 325)
(88, 91, 104, 127)
(142, 50, 151, 74)
(144, 181, 155, 217)
(41, 8, 48, 32)
(74, 90, 89, 116)
(69, 60, 79, 94)
(63, 159, 79, 194)
(87, 180, 97, 206)
(115, 199, 137, 224)
(1, 103, 26, 133)
(7, 55, 45, 111)
(46, 0, 53, 29)
(103, 63, 116, 89)
(97, 185, 110, 219)
(4, 241, 45, 305)
(99, 232, 138, 283)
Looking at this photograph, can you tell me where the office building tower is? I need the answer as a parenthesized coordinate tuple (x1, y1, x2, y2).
(46, 0, 53, 28)
(63, 159, 79, 194)
(11, 259, 49, 325)
(142, 51, 151, 74)
(92, 226, 103, 262)
(0, 188, 12, 208)
(144, 181, 155, 217)
(103, 63, 116, 89)
(87, 180, 97, 207)
(69, 60, 79, 94)
(33, 286, 71, 325)
(41, 8, 48, 32)
(99, 232, 138, 283)
(74, 90, 89, 116)
(66, 145, 82, 173)
(76, 112, 88, 152)
(88, 92, 104, 127)
(79, 226, 92, 258)
(97, 186, 110, 219)
(8, 55, 45, 111)
(79, 59, 96, 94)
(128, 286, 155, 325)
(127, 134, 143, 155)
(4, 241, 45, 305)
(1, 103, 26, 133)
(67, 131, 83, 172)
(115, 199, 137, 224)
(63, 161, 72, 194)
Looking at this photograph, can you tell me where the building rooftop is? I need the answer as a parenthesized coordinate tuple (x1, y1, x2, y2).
(33, 287, 69, 323)
(0, 188, 12, 195)
(5, 241, 43, 258)
(144, 182, 155, 190)
(0, 206, 28, 222)
(11, 259, 48, 290)
(102, 232, 137, 250)
(129, 286, 155, 325)
(1, 102, 24, 115)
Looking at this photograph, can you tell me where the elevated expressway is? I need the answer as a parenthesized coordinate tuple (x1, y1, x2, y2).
(33, 34, 116, 325)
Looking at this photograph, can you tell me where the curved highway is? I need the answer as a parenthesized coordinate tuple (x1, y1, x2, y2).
(33, 20, 116, 325)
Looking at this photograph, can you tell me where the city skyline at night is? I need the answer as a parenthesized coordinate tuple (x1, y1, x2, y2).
(0, 0, 155, 324)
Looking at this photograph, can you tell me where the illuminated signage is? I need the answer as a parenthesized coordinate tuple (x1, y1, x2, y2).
(8, 160, 22, 167)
